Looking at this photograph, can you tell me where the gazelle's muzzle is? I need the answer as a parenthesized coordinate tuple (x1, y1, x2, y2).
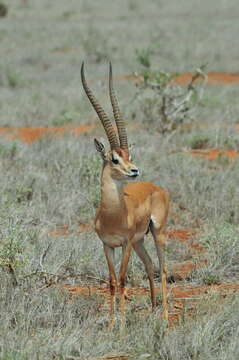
(127, 168, 139, 178)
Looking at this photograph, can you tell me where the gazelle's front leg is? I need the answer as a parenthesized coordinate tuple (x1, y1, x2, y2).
(103, 244, 117, 329)
(118, 241, 132, 327)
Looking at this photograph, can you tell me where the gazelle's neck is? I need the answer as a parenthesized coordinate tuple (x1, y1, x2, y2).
(100, 164, 126, 214)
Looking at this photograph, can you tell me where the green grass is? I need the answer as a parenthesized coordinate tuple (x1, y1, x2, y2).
(185, 134, 211, 149)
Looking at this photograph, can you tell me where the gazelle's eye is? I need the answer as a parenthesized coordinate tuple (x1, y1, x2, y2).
(112, 157, 119, 165)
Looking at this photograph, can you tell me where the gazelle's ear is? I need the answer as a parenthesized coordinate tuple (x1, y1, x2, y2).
(94, 138, 106, 159)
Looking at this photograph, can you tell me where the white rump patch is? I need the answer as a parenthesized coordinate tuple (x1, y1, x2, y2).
(151, 215, 160, 228)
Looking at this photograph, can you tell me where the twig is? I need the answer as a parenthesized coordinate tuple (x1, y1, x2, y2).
(168, 90, 193, 118)
(6, 264, 18, 286)
(39, 243, 51, 272)
(187, 64, 208, 91)
(21, 270, 109, 291)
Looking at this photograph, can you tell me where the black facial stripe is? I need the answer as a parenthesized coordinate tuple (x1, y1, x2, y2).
(112, 157, 119, 164)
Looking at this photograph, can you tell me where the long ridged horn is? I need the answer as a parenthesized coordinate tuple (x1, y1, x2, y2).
(81, 62, 120, 150)
(109, 62, 128, 151)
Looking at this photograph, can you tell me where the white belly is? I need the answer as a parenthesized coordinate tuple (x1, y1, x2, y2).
(97, 230, 147, 248)
(99, 233, 127, 248)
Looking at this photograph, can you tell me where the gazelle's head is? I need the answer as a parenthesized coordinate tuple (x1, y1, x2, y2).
(81, 62, 139, 181)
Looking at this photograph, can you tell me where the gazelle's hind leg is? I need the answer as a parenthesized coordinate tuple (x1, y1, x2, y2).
(133, 238, 156, 311)
(150, 190, 169, 321)
(151, 227, 168, 321)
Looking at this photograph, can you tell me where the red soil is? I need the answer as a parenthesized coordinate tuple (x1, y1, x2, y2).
(167, 229, 196, 242)
(115, 72, 239, 86)
(0, 124, 96, 143)
(174, 72, 239, 85)
(50, 225, 70, 237)
(115, 73, 142, 84)
(50, 223, 92, 237)
(172, 260, 207, 280)
(190, 243, 205, 252)
(171, 283, 239, 298)
(190, 149, 238, 161)
(167, 228, 205, 253)
(168, 283, 239, 326)
(63, 282, 239, 328)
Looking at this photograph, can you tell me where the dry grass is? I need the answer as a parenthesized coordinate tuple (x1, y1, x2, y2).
(0, 0, 239, 359)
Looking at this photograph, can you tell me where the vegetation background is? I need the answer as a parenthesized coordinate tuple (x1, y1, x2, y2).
(0, 0, 239, 359)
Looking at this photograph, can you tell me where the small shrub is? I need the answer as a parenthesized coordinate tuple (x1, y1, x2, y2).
(135, 48, 152, 69)
(202, 271, 220, 285)
(223, 135, 239, 150)
(133, 66, 207, 133)
(0, 142, 17, 159)
(16, 185, 34, 203)
(216, 152, 230, 166)
(6, 68, 24, 88)
(81, 26, 117, 63)
(135, 43, 161, 70)
(60, 10, 75, 20)
(186, 134, 210, 149)
(0, 3, 7, 17)
(0, 221, 27, 285)
(53, 110, 78, 126)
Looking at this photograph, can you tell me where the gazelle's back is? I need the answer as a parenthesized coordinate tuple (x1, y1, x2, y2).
(123, 181, 169, 231)
(124, 181, 168, 208)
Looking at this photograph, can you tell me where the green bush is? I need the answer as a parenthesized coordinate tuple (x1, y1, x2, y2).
(132, 66, 206, 133)
(186, 134, 211, 149)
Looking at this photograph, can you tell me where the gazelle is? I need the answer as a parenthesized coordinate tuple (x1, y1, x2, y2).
(81, 62, 169, 326)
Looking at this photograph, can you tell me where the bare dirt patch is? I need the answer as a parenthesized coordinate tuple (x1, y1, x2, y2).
(167, 228, 205, 253)
(62, 282, 239, 328)
(167, 229, 207, 280)
(168, 283, 239, 326)
(190, 148, 239, 161)
(174, 72, 239, 85)
(171, 148, 239, 163)
(114, 72, 239, 86)
(50, 223, 92, 237)
(167, 229, 196, 242)
(0, 124, 96, 143)
(172, 260, 207, 280)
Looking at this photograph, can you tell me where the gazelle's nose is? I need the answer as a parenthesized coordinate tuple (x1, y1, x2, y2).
(129, 168, 139, 178)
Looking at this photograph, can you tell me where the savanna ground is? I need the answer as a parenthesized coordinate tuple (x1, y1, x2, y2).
(0, 1, 239, 359)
